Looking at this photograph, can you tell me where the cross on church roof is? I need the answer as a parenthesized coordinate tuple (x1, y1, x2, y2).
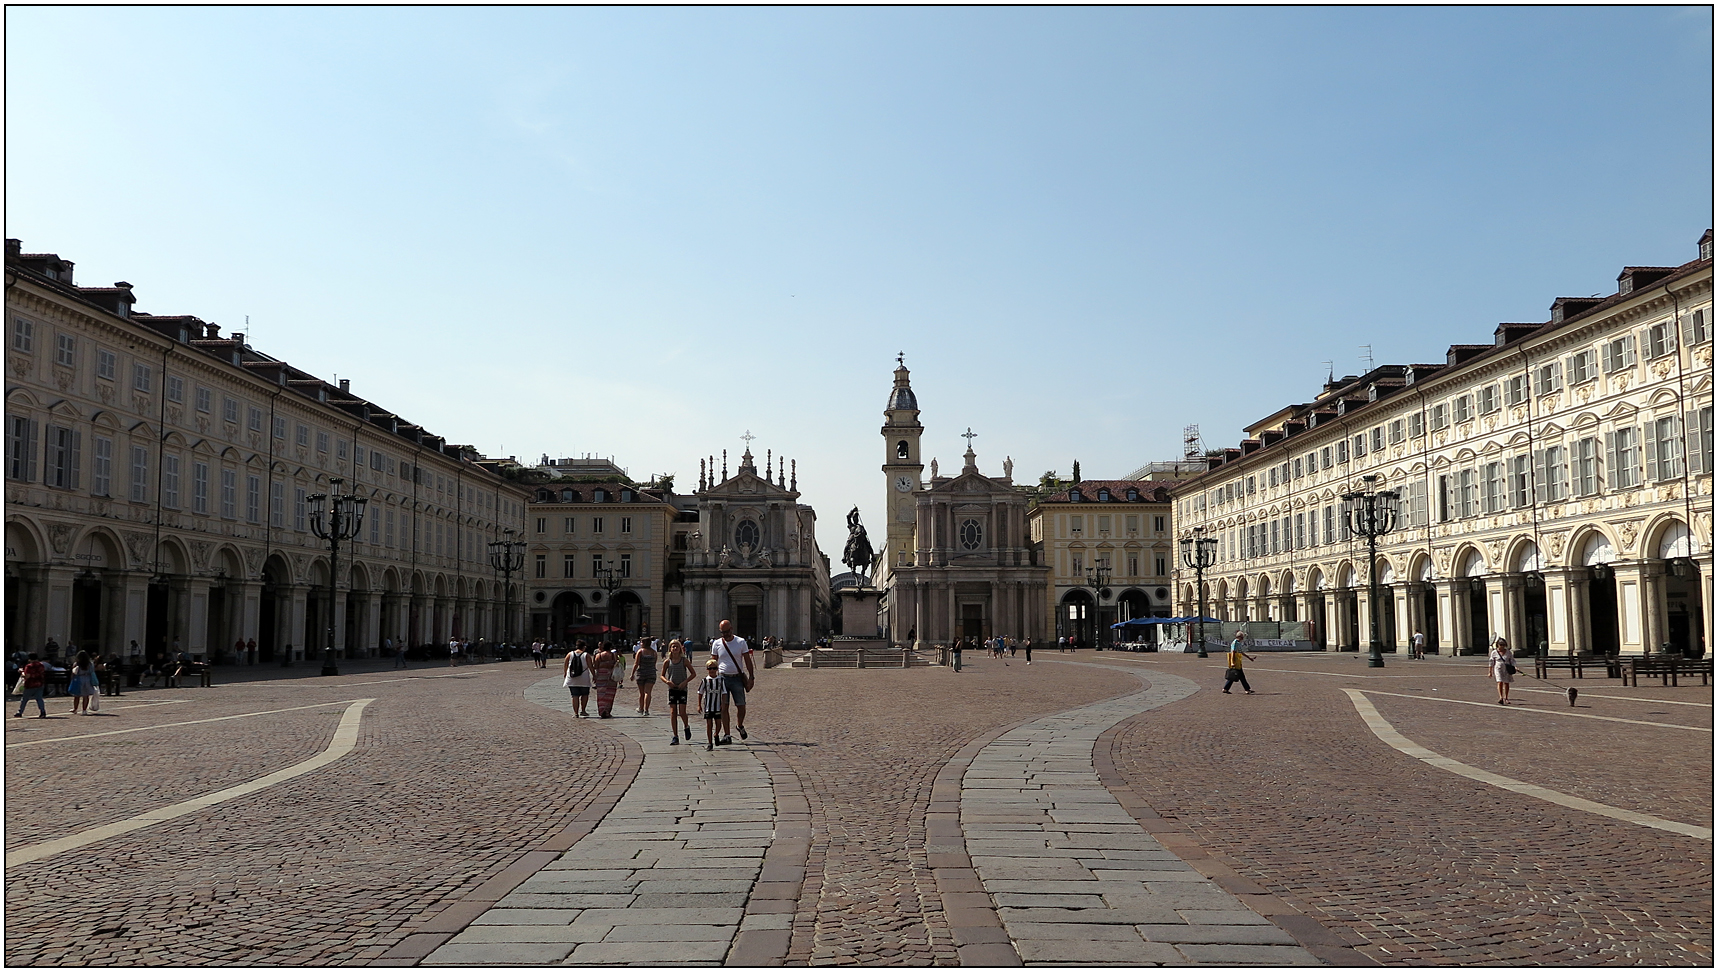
(740, 430, 756, 447)
(961, 427, 978, 446)
(897, 351, 905, 366)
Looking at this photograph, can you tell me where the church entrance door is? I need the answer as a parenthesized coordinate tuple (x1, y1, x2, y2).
(961, 603, 984, 640)
(735, 604, 759, 644)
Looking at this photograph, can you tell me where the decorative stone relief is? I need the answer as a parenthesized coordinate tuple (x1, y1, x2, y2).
(45, 522, 74, 555)
(1436, 548, 1453, 575)
(196, 416, 209, 434)
(167, 407, 182, 426)
(53, 368, 73, 392)
(1484, 539, 1505, 565)
(242, 546, 264, 576)
(1616, 520, 1641, 553)
(190, 539, 212, 570)
(123, 531, 152, 567)
(1543, 531, 1568, 559)
(95, 384, 114, 405)
(8, 355, 30, 377)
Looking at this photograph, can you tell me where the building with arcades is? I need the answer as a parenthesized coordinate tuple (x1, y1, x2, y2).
(5, 239, 529, 666)
(1169, 230, 1713, 658)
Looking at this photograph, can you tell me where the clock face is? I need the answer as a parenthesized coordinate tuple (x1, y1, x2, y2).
(894, 475, 914, 492)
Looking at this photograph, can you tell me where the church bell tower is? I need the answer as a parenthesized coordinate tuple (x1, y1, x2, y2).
(881, 356, 924, 567)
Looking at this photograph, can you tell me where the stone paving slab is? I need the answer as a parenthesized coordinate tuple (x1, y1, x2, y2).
(421, 681, 778, 966)
(961, 667, 1321, 966)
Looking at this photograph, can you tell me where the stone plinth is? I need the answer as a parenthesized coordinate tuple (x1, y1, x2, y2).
(838, 587, 884, 639)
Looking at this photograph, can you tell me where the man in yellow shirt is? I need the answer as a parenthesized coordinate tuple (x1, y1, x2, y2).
(1224, 631, 1257, 695)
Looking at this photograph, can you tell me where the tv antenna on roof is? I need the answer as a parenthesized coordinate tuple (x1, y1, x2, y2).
(1359, 344, 1374, 371)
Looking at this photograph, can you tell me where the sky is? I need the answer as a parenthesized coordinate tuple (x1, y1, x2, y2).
(7, 7, 1713, 559)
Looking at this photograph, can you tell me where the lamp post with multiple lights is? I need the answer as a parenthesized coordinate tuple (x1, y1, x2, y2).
(1342, 474, 1400, 669)
(307, 477, 367, 677)
(1179, 526, 1218, 659)
(487, 529, 526, 649)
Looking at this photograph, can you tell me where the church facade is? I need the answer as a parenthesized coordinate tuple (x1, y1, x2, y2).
(873, 361, 1051, 647)
(680, 446, 830, 646)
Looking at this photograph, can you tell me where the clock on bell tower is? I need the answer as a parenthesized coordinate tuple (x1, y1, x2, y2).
(881, 355, 924, 562)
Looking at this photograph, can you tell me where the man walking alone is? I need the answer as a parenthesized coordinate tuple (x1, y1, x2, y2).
(1223, 631, 1257, 695)
(710, 619, 755, 745)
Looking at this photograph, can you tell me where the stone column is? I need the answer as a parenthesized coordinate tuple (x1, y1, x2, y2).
(1567, 575, 1591, 655)
(286, 584, 309, 662)
(1436, 580, 1462, 655)
(769, 583, 786, 642)
(42, 565, 77, 651)
(913, 580, 927, 650)
(1541, 570, 1574, 654)
(1503, 576, 1527, 656)
(1612, 563, 1646, 654)
(685, 584, 703, 641)
(186, 577, 212, 660)
(361, 593, 382, 657)
(1641, 563, 1667, 654)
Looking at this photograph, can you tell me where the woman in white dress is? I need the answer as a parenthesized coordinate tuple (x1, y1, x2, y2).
(1487, 637, 1517, 704)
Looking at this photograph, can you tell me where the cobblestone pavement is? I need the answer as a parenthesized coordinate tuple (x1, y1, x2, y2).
(1093, 651, 1714, 966)
(4, 662, 633, 967)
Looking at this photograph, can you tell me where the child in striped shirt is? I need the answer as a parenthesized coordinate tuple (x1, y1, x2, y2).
(697, 658, 725, 752)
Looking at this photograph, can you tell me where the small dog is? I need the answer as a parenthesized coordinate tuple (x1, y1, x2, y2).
(1567, 687, 1579, 707)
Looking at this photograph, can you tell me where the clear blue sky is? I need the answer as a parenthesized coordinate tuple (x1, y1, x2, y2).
(8, 7, 1712, 558)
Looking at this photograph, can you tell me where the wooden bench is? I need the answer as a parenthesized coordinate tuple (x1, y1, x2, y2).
(1533, 654, 1623, 679)
(166, 662, 214, 688)
(1624, 655, 1713, 687)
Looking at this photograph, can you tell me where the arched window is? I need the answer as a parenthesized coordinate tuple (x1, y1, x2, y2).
(1098, 489, 1111, 502)
(1126, 488, 1139, 501)
(1070, 489, 1083, 502)
(896, 440, 910, 460)
(735, 519, 761, 549)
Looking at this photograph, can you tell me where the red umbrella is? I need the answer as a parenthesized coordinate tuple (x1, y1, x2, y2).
(568, 623, 625, 635)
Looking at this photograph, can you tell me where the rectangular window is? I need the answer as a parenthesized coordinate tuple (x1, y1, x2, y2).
(384, 508, 394, 546)
(96, 349, 117, 381)
(535, 517, 547, 534)
(55, 333, 76, 367)
(1125, 514, 1140, 534)
(337, 440, 348, 460)
(369, 507, 379, 545)
(370, 449, 386, 471)
(1508, 454, 1531, 508)
(1071, 553, 1084, 573)
(1336, 440, 1349, 463)
(1406, 480, 1428, 527)
(1430, 402, 1449, 430)
(1371, 426, 1385, 451)
(12, 317, 34, 352)
(591, 554, 603, 577)
(1538, 446, 1568, 503)
(354, 446, 366, 469)
(92, 436, 111, 495)
(195, 387, 212, 413)
(245, 474, 261, 523)
(1247, 476, 1256, 494)
(130, 445, 149, 502)
(1573, 438, 1600, 496)
(221, 469, 236, 518)
(1452, 395, 1473, 423)
(272, 416, 286, 439)
(270, 480, 284, 528)
(1319, 447, 1332, 470)
(1352, 435, 1366, 459)
(193, 461, 209, 514)
(1534, 361, 1562, 396)
(1682, 308, 1711, 346)
(1600, 336, 1637, 373)
(559, 516, 572, 534)
(621, 516, 633, 534)
(223, 397, 239, 423)
(1607, 427, 1640, 490)
(163, 454, 180, 508)
(1408, 412, 1425, 438)
(316, 431, 328, 453)
(1456, 469, 1477, 518)
(247, 407, 263, 432)
(42, 425, 79, 489)
(1437, 475, 1451, 522)
(1267, 468, 1278, 488)
(563, 554, 576, 578)
(132, 363, 152, 392)
(293, 487, 307, 531)
(592, 516, 604, 534)
(1504, 374, 1528, 407)
(1386, 420, 1403, 444)
(1688, 406, 1715, 476)
(296, 423, 309, 447)
(1270, 520, 1280, 555)
(1481, 461, 1504, 513)
(535, 554, 547, 579)
(1153, 515, 1165, 532)
(165, 375, 184, 404)
(1097, 514, 1112, 532)
(1643, 321, 1679, 360)
(620, 553, 632, 578)
(1649, 416, 1683, 481)
(1567, 350, 1598, 384)
(1321, 506, 1333, 544)
(1305, 451, 1317, 474)
(1477, 385, 1499, 415)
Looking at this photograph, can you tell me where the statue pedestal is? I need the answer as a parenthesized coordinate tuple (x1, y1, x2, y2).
(837, 587, 883, 639)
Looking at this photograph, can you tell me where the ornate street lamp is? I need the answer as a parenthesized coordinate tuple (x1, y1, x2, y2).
(307, 477, 367, 677)
(1179, 527, 1218, 659)
(1084, 562, 1112, 649)
(595, 558, 624, 636)
(487, 529, 526, 649)
(1342, 474, 1400, 669)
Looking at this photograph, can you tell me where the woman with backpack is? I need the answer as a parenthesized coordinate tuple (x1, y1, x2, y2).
(563, 641, 592, 717)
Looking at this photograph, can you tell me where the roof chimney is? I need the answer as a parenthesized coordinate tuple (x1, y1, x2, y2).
(339, 379, 351, 394)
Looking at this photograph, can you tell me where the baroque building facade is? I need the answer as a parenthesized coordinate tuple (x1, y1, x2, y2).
(5, 240, 529, 664)
(1170, 232, 1713, 657)
(524, 481, 678, 644)
(873, 361, 1051, 646)
(1028, 480, 1176, 647)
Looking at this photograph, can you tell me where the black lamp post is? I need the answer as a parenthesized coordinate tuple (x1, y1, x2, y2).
(1180, 527, 1218, 659)
(1342, 474, 1400, 669)
(596, 558, 623, 637)
(487, 529, 526, 650)
(307, 477, 367, 677)
(1084, 562, 1112, 649)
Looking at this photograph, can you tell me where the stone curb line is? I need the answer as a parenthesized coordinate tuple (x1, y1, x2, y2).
(367, 732, 646, 966)
(1093, 711, 1378, 967)
(726, 745, 812, 967)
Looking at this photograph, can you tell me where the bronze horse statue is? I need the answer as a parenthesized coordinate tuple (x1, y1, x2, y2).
(842, 506, 875, 581)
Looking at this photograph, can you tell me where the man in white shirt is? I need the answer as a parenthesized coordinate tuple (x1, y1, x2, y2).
(709, 618, 755, 745)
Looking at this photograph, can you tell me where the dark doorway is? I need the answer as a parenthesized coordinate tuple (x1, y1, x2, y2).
(1422, 586, 1439, 654)
(1467, 582, 1489, 651)
(206, 586, 227, 662)
(71, 577, 103, 651)
(735, 604, 759, 643)
(1587, 568, 1619, 655)
(1310, 594, 1328, 650)
(344, 592, 361, 654)
(1523, 581, 1548, 656)
(1664, 564, 1706, 657)
(1339, 590, 1359, 650)
(259, 586, 278, 662)
(146, 582, 170, 664)
(1061, 592, 1093, 647)
(962, 603, 984, 640)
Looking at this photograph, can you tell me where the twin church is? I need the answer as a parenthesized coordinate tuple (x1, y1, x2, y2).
(871, 360, 1052, 648)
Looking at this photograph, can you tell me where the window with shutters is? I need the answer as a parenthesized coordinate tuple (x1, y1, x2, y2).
(1477, 385, 1500, 415)
(1504, 374, 1528, 407)
(1453, 395, 1475, 423)
(1437, 475, 1452, 522)
(1456, 469, 1477, 518)
(316, 431, 328, 453)
(1573, 438, 1600, 496)
(166, 375, 183, 404)
(1539, 446, 1568, 502)
(1606, 428, 1640, 490)
(43, 425, 79, 489)
(1336, 440, 1349, 463)
(1320, 447, 1333, 470)
(1125, 514, 1140, 534)
(1247, 476, 1256, 494)
(269, 480, 284, 528)
(1650, 416, 1683, 480)
(1568, 350, 1598, 384)
(1534, 361, 1562, 396)
(12, 317, 34, 353)
(92, 437, 112, 496)
(1323, 506, 1335, 544)
(1687, 406, 1714, 474)
(221, 469, 236, 518)
(1268, 468, 1278, 488)
(295, 423, 309, 447)
(1408, 412, 1425, 438)
(195, 387, 211, 413)
(1643, 321, 1678, 360)
(192, 461, 209, 513)
(55, 333, 76, 367)
(1480, 461, 1504, 512)
(273, 416, 287, 440)
(245, 474, 261, 523)
(1352, 434, 1366, 459)
(1508, 455, 1531, 508)
(1371, 426, 1385, 451)
(247, 407, 263, 432)
(1407, 480, 1429, 527)
(296, 488, 309, 531)
(384, 508, 394, 546)
(130, 446, 150, 502)
(1306, 451, 1318, 473)
(369, 508, 379, 545)
(1600, 336, 1636, 373)
(223, 397, 239, 424)
(354, 446, 366, 470)
(1271, 520, 1281, 554)
(1430, 402, 1449, 430)
(132, 363, 152, 392)
(1682, 308, 1711, 345)
(163, 454, 180, 508)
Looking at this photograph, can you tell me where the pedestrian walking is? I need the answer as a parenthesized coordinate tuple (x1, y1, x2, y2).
(393, 639, 408, 669)
(1223, 631, 1257, 695)
(591, 641, 619, 718)
(13, 654, 47, 718)
(1488, 637, 1517, 704)
(697, 658, 724, 750)
(1410, 630, 1426, 660)
(951, 638, 964, 672)
(709, 619, 754, 745)
(631, 638, 658, 716)
(661, 640, 695, 744)
(1023, 637, 1033, 665)
(563, 641, 592, 717)
(531, 640, 545, 669)
(68, 650, 96, 715)
(447, 637, 461, 667)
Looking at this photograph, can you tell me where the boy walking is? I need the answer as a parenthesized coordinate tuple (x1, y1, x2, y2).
(697, 658, 725, 751)
(1224, 631, 1257, 694)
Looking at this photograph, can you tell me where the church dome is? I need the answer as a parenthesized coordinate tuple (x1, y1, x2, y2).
(887, 385, 918, 411)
